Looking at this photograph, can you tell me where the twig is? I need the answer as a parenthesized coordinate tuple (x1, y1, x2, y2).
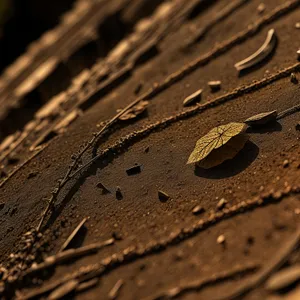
(0, 145, 48, 188)
(144, 263, 260, 300)
(215, 227, 300, 300)
(24, 238, 114, 277)
(59, 218, 87, 252)
(277, 103, 300, 120)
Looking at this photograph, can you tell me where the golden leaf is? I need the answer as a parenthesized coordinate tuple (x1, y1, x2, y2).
(196, 134, 249, 169)
(187, 122, 248, 166)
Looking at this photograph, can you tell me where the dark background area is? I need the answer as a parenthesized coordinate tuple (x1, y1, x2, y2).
(0, 0, 75, 73)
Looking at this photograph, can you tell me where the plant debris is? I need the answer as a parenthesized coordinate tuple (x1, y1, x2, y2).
(118, 101, 149, 121)
(183, 89, 203, 107)
(208, 81, 221, 92)
(59, 218, 87, 252)
(108, 279, 124, 300)
(48, 279, 79, 300)
(265, 265, 300, 291)
(158, 190, 170, 202)
(234, 29, 277, 72)
(217, 198, 228, 210)
(290, 72, 298, 84)
(126, 164, 142, 176)
(187, 122, 248, 169)
(192, 205, 205, 215)
(244, 110, 277, 126)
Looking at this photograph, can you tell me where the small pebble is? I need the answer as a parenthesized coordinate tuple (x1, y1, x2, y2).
(217, 235, 226, 244)
(158, 190, 170, 202)
(192, 205, 205, 215)
(290, 73, 298, 84)
(295, 22, 300, 29)
(217, 198, 228, 210)
(116, 187, 123, 200)
(296, 122, 300, 131)
(257, 3, 265, 14)
(283, 160, 289, 168)
(126, 164, 142, 176)
(294, 208, 300, 215)
(297, 49, 300, 60)
(208, 81, 221, 92)
(183, 89, 202, 107)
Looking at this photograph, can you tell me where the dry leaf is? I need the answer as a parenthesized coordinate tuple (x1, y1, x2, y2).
(119, 101, 149, 121)
(187, 122, 247, 167)
(245, 110, 277, 126)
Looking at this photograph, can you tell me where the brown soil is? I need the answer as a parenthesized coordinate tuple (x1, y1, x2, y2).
(0, 0, 300, 299)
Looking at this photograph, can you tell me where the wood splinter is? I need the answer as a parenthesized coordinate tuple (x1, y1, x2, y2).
(108, 279, 124, 300)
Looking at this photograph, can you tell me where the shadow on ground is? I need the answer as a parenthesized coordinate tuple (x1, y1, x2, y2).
(194, 141, 259, 179)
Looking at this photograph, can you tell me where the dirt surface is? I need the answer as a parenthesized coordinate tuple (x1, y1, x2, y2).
(0, 0, 300, 299)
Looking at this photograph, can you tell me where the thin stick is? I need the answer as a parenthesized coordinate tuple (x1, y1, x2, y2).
(215, 227, 300, 300)
(24, 238, 114, 277)
(59, 218, 87, 252)
(277, 103, 300, 119)
(0, 145, 48, 188)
